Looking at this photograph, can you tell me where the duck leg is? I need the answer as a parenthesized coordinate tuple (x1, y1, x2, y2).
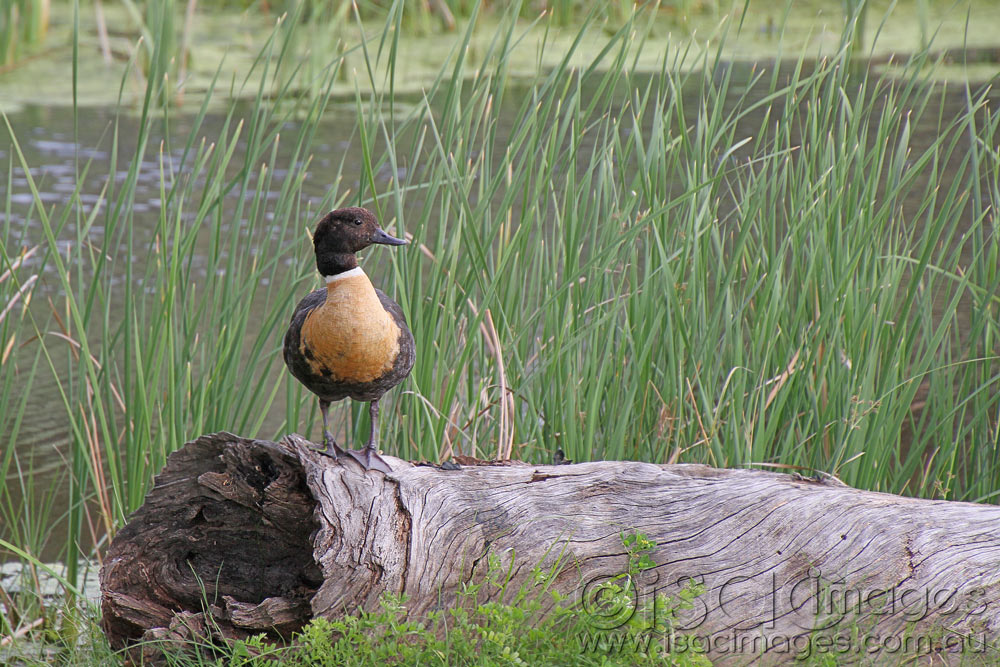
(346, 399, 393, 473)
(315, 398, 346, 458)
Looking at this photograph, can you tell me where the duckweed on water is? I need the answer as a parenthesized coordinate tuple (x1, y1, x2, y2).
(1, 1, 999, 112)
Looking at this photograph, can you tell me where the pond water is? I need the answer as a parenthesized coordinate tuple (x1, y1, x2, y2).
(2, 60, 998, 560)
(2, 103, 349, 468)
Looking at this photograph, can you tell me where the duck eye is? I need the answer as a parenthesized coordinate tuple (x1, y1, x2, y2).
(354, 218, 363, 226)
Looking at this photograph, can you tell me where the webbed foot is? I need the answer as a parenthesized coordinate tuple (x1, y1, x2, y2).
(311, 431, 346, 459)
(346, 446, 392, 474)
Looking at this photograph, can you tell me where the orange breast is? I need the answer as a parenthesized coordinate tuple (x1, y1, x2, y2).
(300, 271, 401, 384)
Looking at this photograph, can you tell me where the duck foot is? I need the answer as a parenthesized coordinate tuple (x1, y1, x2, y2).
(312, 432, 346, 459)
(346, 446, 392, 474)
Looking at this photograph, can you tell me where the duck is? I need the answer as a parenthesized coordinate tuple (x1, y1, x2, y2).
(283, 207, 415, 473)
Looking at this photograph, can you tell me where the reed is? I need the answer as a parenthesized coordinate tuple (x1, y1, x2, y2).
(0, 0, 50, 68)
(359, 5, 1000, 505)
(1, 0, 999, 658)
(1, 0, 345, 628)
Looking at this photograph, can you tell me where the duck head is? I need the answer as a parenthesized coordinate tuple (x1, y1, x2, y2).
(313, 206, 407, 276)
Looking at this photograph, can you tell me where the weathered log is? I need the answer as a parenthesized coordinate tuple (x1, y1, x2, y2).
(101, 432, 1000, 664)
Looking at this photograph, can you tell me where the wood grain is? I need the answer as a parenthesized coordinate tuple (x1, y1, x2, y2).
(101, 432, 1000, 664)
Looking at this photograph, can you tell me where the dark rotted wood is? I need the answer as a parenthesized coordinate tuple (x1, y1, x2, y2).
(101, 432, 1000, 665)
(99, 433, 322, 654)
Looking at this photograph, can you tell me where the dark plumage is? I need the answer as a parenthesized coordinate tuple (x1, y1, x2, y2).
(283, 207, 414, 473)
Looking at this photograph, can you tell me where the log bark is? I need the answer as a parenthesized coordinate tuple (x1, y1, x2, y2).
(101, 432, 1000, 664)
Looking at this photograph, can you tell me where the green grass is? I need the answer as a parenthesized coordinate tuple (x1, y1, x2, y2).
(370, 4, 1000, 500)
(2, 0, 347, 629)
(2, 0, 1000, 662)
(1, 537, 714, 665)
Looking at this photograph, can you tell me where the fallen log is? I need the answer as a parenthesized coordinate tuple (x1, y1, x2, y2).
(101, 432, 1000, 663)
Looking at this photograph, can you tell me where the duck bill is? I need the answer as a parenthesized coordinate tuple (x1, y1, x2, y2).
(371, 228, 408, 246)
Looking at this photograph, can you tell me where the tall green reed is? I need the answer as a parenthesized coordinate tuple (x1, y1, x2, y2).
(2, 0, 999, 638)
(343, 2, 1000, 504)
(0, 5, 346, 604)
(0, 0, 49, 68)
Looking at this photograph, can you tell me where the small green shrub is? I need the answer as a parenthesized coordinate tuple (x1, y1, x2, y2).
(219, 548, 712, 667)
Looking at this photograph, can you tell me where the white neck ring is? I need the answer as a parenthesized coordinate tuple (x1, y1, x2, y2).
(324, 266, 365, 284)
